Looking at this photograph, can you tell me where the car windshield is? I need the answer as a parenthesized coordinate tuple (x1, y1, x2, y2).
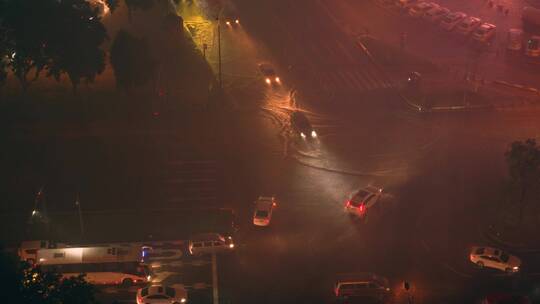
(165, 287, 175, 298)
(475, 247, 485, 254)
(261, 67, 275, 76)
(353, 190, 370, 200)
(529, 39, 540, 49)
(141, 288, 149, 297)
(147, 295, 169, 299)
(256, 210, 269, 218)
(500, 253, 510, 263)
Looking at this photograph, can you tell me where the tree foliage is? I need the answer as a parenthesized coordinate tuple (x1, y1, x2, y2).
(1, 250, 98, 304)
(110, 30, 155, 90)
(125, 0, 154, 21)
(0, 0, 107, 91)
(505, 138, 540, 222)
(106, 0, 119, 13)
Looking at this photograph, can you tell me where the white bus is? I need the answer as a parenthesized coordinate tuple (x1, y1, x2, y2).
(36, 246, 150, 286)
(19, 240, 68, 264)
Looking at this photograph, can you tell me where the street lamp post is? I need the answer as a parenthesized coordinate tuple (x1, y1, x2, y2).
(216, 17, 222, 88)
(75, 193, 84, 238)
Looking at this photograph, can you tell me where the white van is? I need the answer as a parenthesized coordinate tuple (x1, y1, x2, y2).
(334, 273, 391, 302)
(188, 233, 234, 256)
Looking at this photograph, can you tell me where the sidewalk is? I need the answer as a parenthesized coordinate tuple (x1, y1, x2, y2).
(483, 202, 540, 253)
(359, 36, 540, 112)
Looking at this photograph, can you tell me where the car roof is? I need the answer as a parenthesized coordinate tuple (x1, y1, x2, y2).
(336, 273, 389, 286)
(472, 246, 503, 256)
(190, 233, 225, 242)
(364, 185, 382, 194)
(255, 199, 274, 210)
(479, 23, 495, 29)
(258, 64, 275, 73)
(146, 285, 170, 296)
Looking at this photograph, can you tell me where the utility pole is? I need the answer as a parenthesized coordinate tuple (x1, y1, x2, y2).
(211, 251, 219, 304)
(75, 193, 84, 238)
(216, 17, 222, 88)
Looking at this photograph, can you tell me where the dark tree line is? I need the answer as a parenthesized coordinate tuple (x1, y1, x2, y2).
(1, 250, 98, 304)
(505, 138, 540, 224)
(0, 0, 107, 92)
(110, 30, 155, 90)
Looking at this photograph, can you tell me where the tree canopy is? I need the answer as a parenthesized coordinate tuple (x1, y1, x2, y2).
(1, 250, 98, 304)
(110, 30, 155, 90)
(0, 0, 107, 91)
(505, 139, 540, 191)
(505, 138, 540, 223)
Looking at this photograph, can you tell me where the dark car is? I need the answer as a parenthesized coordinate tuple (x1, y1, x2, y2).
(258, 63, 281, 85)
(290, 111, 317, 140)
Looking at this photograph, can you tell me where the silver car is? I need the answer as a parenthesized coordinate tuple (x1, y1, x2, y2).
(439, 12, 467, 31)
(423, 6, 450, 23)
(408, 2, 437, 18)
(470, 246, 521, 273)
(455, 16, 482, 35)
(472, 23, 496, 42)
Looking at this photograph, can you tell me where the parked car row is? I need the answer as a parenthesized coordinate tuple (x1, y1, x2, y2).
(376, 0, 540, 56)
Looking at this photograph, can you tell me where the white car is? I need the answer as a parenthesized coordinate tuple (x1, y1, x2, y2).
(470, 246, 521, 273)
(136, 285, 187, 304)
(345, 185, 383, 219)
(258, 63, 281, 85)
(408, 2, 437, 18)
(253, 196, 277, 226)
(188, 233, 234, 256)
(472, 23, 496, 42)
(423, 6, 450, 23)
(439, 12, 467, 31)
(455, 16, 482, 35)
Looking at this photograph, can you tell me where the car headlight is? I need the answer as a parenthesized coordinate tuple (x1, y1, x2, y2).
(229, 243, 235, 248)
(275, 77, 281, 83)
(235, 19, 239, 24)
(311, 130, 317, 138)
(181, 298, 186, 303)
(146, 275, 152, 281)
(300, 132, 306, 139)
(226, 21, 231, 26)
(265, 78, 271, 84)
(513, 266, 519, 271)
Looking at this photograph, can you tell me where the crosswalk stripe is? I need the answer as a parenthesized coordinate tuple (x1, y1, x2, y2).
(351, 69, 373, 90)
(353, 69, 377, 91)
(360, 67, 382, 89)
(344, 70, 365, 90)
(340, 71, 358, 89)
(335, 40, 356, 62)
(332, 72, 351, 90)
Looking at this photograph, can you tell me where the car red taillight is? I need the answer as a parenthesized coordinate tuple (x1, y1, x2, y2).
(359, 204, 365, 213)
